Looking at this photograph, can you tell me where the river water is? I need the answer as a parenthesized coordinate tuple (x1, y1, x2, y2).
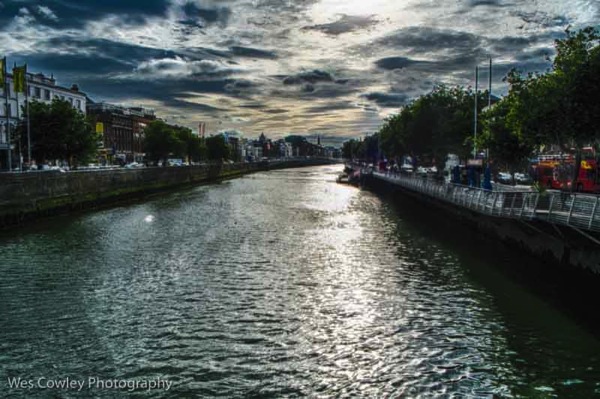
(1, 165, 599, 398)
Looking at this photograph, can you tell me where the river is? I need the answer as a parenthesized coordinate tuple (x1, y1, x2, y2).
(1, 165, 599, 397)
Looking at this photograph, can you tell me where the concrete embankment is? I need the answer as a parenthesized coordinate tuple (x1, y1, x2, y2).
(364, 173, 600, 275)
(0, 159, 339, 228)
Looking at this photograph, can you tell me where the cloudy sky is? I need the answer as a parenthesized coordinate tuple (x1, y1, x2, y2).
(0, 0, 598, 144)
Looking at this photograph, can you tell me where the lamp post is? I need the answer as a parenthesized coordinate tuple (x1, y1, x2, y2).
(473, 58, 493, 160)
(473, 65, 478, 159)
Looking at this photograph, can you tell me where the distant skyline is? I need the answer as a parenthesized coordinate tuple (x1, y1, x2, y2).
(1, 0, 597, 143)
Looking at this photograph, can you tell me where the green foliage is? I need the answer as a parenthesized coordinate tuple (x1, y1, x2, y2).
(173, 125, 206, 163)
(144, 121, 208, 165)
(503, 26, 600, 189)
(205, 135, 231, 161)
(341, 135, 379, 161)
(369, 26, 599, 178)
(16, 99, 98, 167)
(479, 98, 534, 171)
(143, 120, 181, 165)
(531, 181, 547, 195)
(503, 27, 600, 147)
(377, 85, 487, 169)
(342, 138, 360, 159)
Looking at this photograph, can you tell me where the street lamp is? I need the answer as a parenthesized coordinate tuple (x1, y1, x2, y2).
(473, 58, 493, 160)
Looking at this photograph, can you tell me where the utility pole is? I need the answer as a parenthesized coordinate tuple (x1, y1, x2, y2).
(3, 58, 10, 171)
(488, 58, 492, 108)
(487, 58, 492, 160)
(473, 66, 478, 159)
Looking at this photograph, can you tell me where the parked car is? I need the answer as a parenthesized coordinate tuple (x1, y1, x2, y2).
(514, 172, 533, 185)
(496, 172, 513, 185)
(124, 162, 143, 169)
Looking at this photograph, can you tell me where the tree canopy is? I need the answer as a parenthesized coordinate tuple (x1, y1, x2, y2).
(143, 120, 181, 165)
(15, 98, 98, 167)
(205, 135, 231, 161)
(376, 85, 488, 168)
(345, 26, 600, 180)
(143, 121, 208, 165)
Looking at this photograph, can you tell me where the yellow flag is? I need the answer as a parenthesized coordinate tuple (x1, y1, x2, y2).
(13, 65, 26, 93)
(0, 58, 5, 89)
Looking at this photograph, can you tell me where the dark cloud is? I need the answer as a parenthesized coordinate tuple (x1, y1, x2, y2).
(230, 46, 278, 59)
(517, 46, 554, 63)
(182, 2, 231, 27)
(302, 84, 315, 93)
(38, 37, 182, 65)
(0, 0, 169, 27)
(225, 79, 258, 96)
(302, 14, 378, 35)
(467, 0, 513, 7)
(361, 92, 408, 107)
(262, 108, 289, 114)
(253, 0, 320, 15)
(305, 102, 355, 114)
(15, 38, 241, 87)
(485, 31, 562, 54)
(283, 69, 334, 85)
(376, 27, 482, 55)
(487, 36, 534, 53)
(513, 10, 569, 28)
(374, 56, 430, 70)
(239, 103, 267, 109)
(133, 57, 240, 80)
(17, 53, 130, 77)
(81, 77, 233, 106)
(160, 96, 226, 113)
(302, 83, 359, 99)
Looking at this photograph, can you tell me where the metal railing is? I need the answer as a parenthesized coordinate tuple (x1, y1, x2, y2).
(369, 170, 600, 234)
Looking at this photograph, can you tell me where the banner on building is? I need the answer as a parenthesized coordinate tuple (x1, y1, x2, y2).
(0, 57, 5, 89)
(96, 122, 104, 135)
(12, 65, 27, 93)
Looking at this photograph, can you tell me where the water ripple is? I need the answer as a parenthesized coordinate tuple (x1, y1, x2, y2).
(1, 166, 599, 397)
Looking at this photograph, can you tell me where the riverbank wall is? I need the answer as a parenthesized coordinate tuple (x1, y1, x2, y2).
(0, 159, 339, 228)
(364, 174, 600, 275)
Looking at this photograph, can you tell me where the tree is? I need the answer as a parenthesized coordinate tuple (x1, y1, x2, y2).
(15, 98, 99, 167)
(480, 97, 534, 174)
(504, 27, 600, 190)
(342, 139, 361, 159)
(173, 125, 205, 163)
(143, 120, 181, 166)
(205, 134, 231, 161)
(376, 85, 487, 170)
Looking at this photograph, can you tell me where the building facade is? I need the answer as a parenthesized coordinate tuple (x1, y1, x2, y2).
(0, 72, 87, 170)
(87, 103, 155, 164)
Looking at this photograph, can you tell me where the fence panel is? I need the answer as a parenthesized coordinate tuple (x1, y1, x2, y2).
(367, 168, 600, 233)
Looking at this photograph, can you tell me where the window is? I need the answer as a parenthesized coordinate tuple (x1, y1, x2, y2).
(68, 97, 73, 105)
(76, 99, 81, 109)
(34, 87, 41, 98)
(44, 89, 50, 100)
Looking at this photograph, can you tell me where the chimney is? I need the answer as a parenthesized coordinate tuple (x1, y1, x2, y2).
(71, 84, 79, 92)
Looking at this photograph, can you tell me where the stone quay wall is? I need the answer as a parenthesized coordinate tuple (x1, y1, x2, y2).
(0, 159, 339, 227)
(365, 173, 600, 275)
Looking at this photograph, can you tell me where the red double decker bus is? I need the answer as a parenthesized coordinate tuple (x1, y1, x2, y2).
(533, 148, 600, 192)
